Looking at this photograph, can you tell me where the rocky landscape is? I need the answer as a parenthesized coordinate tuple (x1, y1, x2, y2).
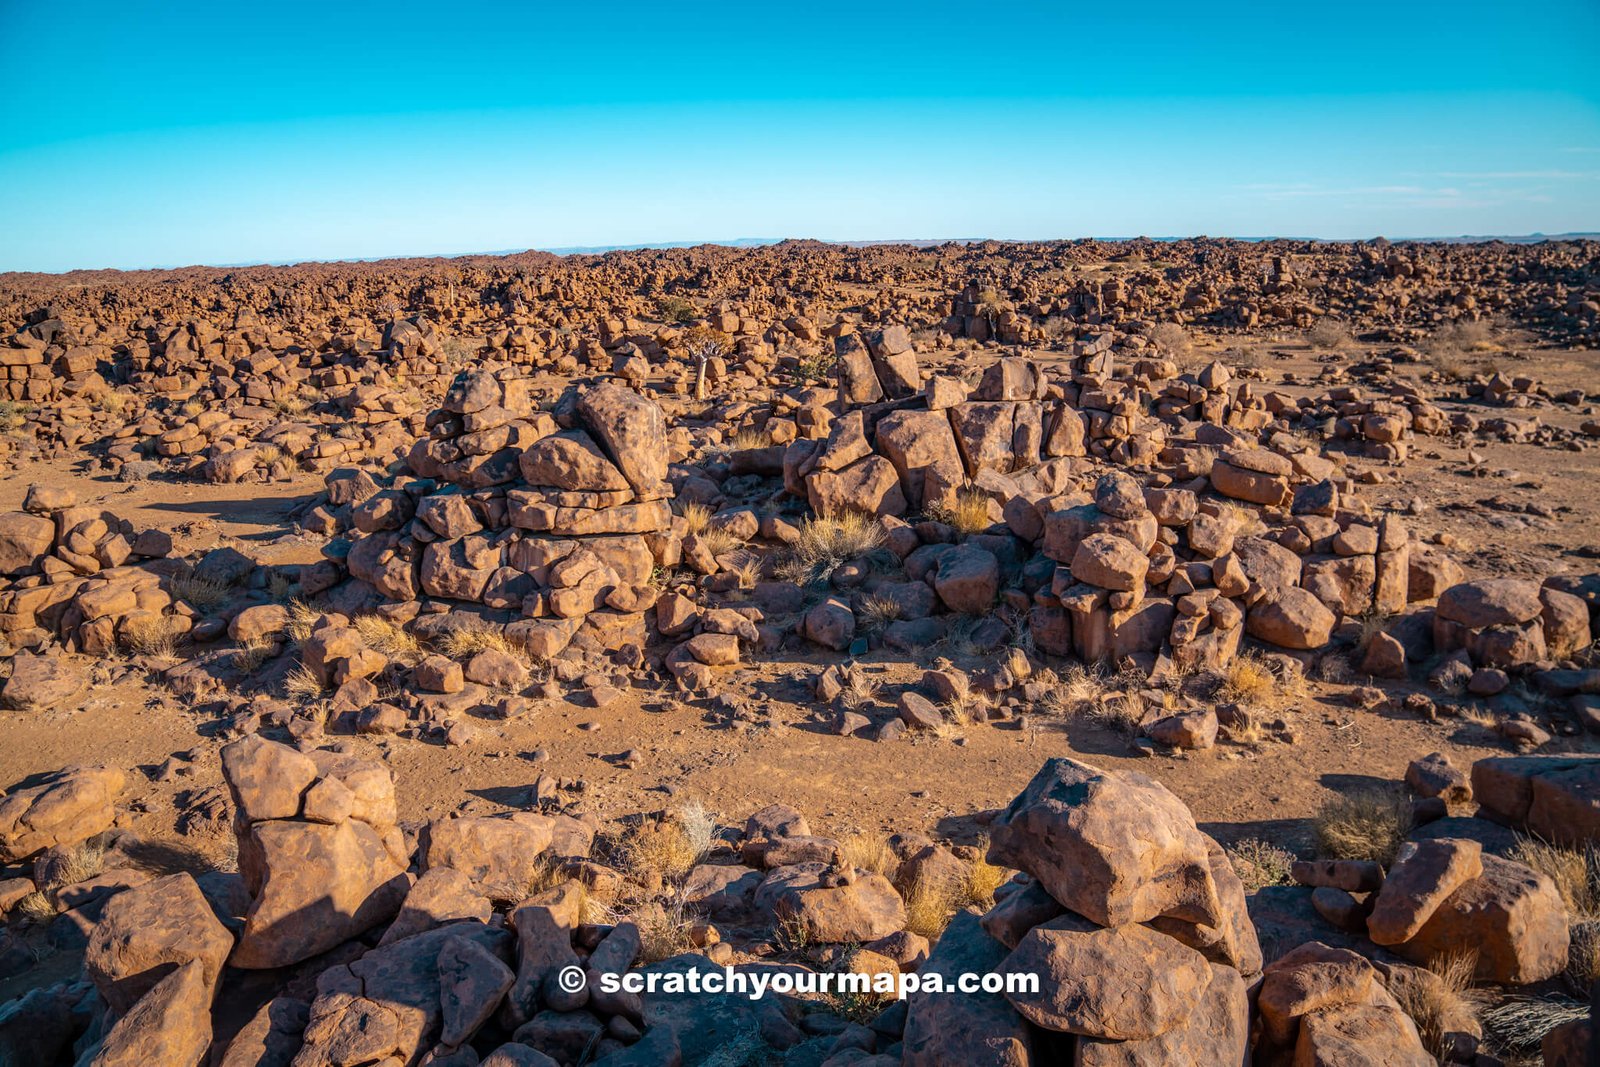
(0, 236, 1598, 1064)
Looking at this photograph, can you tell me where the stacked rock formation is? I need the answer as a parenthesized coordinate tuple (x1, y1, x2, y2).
(903, 757, 1266, 1064)
(340, 371, 675, 661)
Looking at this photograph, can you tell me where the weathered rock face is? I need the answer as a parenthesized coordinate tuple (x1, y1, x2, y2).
(987, 758, 1222, 929)
(1389, 853, 1569, 984)
(998, 913, 1211, 1040)
(222, 736, 409, 969)
(0, 764, 124, 861)
(84, 872, 234, 1015)
(902, 909, 1036, 1067)
(79, 958, 214, 1067)
(753, 863, 907, 943)
(1472, 755, 1600, 846)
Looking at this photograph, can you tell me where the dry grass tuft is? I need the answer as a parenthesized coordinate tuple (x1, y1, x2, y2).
(1394, 951, 1479, 1061)
(1314, 789, 1413, 867)
(680, 502, 713, 536)
(728, 426, 773, 451)
(1035, 663, 1109, 715)
(775, 513, 885, 584)
(12, 890, 56, 924)
(1307, 317, 1352, 350)
(964, 844, 1009, 910)
(841, 833, 900, 880)
(120, 614, 185, 658)
(168, 574, 230, 612)
(837, 667, 881, 710)
(857, 593, 904, 631)
(48, 840, 106, 888)
(1228, 838, 1298, 892)
(1508, 837, 1599, 920)
(232, 637, 277, 673)
(925, 490, 994, 535)
(1565, 922, 1600, 993)
(619, 808, 713, 885)
(902, 874, 958, 941)
(354, 614, 422, 663)
(1220, 652, 1278, 706)
(1088, 691, 1146, 735)
(284, 599, 321, 643)
(435, 622, 529, 666)
(282, 664, 325, 700)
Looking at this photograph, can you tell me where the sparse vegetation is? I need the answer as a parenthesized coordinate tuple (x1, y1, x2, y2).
(841, 833, 900, 880)
(168, 574, 231, 612)
(284, 599, 322, 643)
(1313, 789, 1413, 866)
(435, 622, 531, 667)
(1481, 996, 1588, 1058)
(1508, 837, 1599, 920)
(1219, 652, 1276, 706)
(353, 614, 422, 663)
(119, 614, 185, 658)
(1227, 838, 1298, 891)
(925, 489, 993, 534)
(1147, 321, 1192, 361)
(774, 512, 885, 584)
(1393, 951, 1479, 1061)
(656, 295, 696, 323)
(232, 637, 276, 672)
(857, 593, 904, 631)
(282, 664, 325, 700)
(1306, 317, 1351, 350)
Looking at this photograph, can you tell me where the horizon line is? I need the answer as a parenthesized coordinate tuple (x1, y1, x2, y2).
(5, 231, 1598, 278)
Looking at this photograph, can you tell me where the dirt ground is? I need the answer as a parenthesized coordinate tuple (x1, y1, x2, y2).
(4, 329, 1596, 893)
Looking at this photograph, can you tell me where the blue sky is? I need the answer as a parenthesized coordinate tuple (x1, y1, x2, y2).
(2, 0, 1597, 272)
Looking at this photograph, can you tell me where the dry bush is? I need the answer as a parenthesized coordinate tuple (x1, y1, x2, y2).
(285, 599, 322, 642)
(679, 502, 712, 536)
(1306, 317, 1351, 350)
(353, 615, 422, 663)
(282, 664, 325, 700)
(1147, 321, 1192, 361)
(728, 426, 772, 451)
(776, 513, 886, 584)
(631, 894, 701, 964)
(120, 614, 185, 658)
(1508, 837, 1599, 920)
(168, 574, 230, 612)
(1481, 996, 1588, 1058)
(841, 833, 900, 880)
(1220, 652, 1276, 706)
(1430, 318, 1498, 355)
(273, 395, 312, 417)
(837, 667, 881, 710)
(1393, 951, 1479, 1061)
(1227, 838, 1297, 892)
(857, 593, 903, 631)
(1314, 789, 1413, 866)
(232, 637, 276, 673)
(693, 524, 742, 560)
(730, 555, 762, 592)
(255, 444, 284, 467)
(925, 490, 994, 535)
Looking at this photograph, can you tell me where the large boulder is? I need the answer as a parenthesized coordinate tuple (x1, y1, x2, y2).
(1389, 853, 1569, 984)
(998, 913, 1210, 1040)
(231, 818, 410, 969)
(754, 863, 906, 943)
(0, 765, 125, 862)
(903, 909, 1036, 1066)
(85, 872, 234, 1015)
(1247, 587, 1336, 650)
(576, 384, 667, 499)
(986, 758, 1222, 928)
(1437, 578, 1544, 629)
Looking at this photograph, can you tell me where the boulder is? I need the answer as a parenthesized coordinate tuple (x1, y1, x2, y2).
(986, 758, 1222, 928)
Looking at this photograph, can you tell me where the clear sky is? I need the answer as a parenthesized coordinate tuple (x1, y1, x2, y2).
(2, 0, 1598, 272)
